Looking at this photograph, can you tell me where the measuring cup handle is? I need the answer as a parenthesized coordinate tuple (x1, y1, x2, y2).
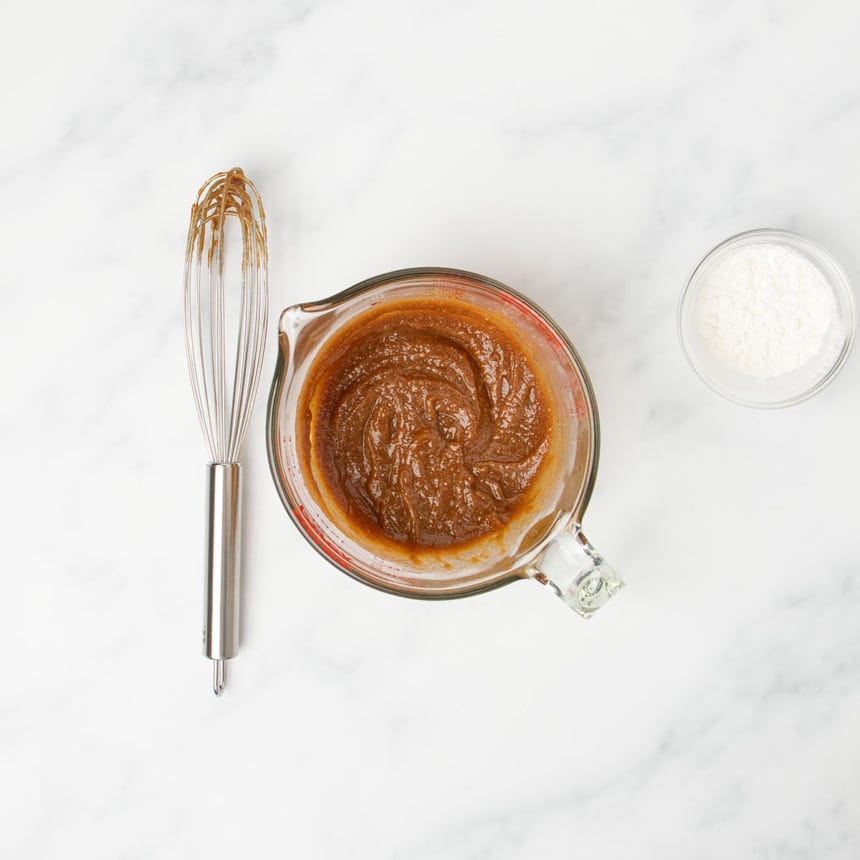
(526, 523, 623, 617)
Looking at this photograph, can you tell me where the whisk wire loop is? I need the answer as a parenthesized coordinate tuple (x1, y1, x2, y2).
(184, 168, 268, 465)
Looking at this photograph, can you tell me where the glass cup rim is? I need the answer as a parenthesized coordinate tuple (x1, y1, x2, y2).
(678, 228, 856, 408)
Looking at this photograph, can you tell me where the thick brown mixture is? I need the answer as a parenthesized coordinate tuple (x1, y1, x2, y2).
(300, 298, 552, 549)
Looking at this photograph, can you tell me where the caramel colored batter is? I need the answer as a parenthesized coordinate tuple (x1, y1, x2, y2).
(299, 297, 552, 549)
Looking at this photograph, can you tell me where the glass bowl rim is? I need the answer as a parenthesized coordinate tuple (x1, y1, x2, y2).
(677, 227, 856, 409)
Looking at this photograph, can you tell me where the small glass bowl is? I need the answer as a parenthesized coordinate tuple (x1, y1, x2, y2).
(678, 228, 855, 408)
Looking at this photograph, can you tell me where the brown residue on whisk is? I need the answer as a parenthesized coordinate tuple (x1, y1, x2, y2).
(186, 167, 268, 270)
(183, 167, 269, 465)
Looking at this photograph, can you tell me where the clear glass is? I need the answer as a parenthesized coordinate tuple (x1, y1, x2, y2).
(266, 268, 623, 616)
(679, 228, 855, 408)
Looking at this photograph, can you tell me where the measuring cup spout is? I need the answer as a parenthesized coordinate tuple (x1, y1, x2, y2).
(526, 523, 623, 617)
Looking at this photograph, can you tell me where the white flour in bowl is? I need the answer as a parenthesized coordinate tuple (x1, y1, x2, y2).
(695, 243, 836, 378)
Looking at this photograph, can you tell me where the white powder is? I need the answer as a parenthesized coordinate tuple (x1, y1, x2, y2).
(695, 243, 836, 378)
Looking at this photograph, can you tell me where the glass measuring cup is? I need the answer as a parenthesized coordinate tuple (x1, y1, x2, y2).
(266, 268, 623, 616)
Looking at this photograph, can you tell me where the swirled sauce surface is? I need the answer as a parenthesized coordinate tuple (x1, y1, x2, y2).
(300, 297, 552, 549)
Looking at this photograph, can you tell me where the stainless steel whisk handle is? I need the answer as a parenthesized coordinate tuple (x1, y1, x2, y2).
(204, 463, 242, 695)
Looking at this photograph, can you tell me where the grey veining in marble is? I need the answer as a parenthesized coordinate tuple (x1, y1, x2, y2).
(2, 0, 859, 857)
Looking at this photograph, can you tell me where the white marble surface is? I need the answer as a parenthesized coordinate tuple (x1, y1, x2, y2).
(3, 0, 860, 857)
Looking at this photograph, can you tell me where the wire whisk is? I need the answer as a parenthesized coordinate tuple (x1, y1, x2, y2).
(183, 168, 268, 695)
